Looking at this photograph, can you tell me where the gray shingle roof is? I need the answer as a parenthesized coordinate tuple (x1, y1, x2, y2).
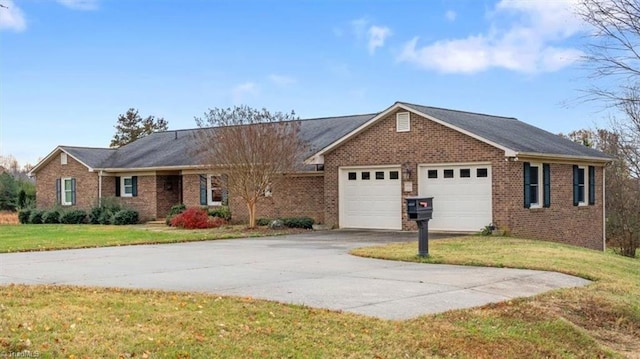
(50, 102, 609, 171)
(61, 146, 116, 168)
(400, 102, 611, 160)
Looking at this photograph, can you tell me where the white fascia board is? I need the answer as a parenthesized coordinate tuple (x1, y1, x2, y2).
(28, 146, 95, 176)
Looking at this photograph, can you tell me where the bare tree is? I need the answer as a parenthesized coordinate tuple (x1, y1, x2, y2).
(576, 0, 640, 257)
(193, 105, 305, 228)
(110, 108, 168, 148)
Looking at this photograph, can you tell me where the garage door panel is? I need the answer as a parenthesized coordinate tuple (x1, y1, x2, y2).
(340, 168, 401, 230)
(420, 164, 492, 232)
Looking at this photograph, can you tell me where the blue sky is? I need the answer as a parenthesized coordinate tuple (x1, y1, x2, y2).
(0, 0, 613, 167)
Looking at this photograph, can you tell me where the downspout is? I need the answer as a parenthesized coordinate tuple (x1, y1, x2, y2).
(99, 170, 103, 206)
(602, 166, 606, 252)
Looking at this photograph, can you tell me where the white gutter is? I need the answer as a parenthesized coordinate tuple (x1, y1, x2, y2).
(98, 170, 103, 206)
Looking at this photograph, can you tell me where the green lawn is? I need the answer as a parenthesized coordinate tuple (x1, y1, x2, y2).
(0, 224, 295, 253)
(1, 234, 638, 358)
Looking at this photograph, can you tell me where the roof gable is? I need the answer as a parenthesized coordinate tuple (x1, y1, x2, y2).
(306, 102, 611, 164)
(29, 146, 116, 176)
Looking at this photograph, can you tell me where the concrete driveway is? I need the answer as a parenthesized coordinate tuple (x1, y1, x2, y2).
(0, 231, 590, 320)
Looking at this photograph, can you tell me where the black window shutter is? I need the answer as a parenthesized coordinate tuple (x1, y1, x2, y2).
(589, 166, 596, 205)
(71, 178, 76, 205)
(56, 178, 61, 205)
(199, 175, 207, 205)
(572, 165, 579, 206)
(132, 176, 138, 197)
(115, 176, 121, 197)
(543, 164, 551, 208)
(523, 162, 531, 208)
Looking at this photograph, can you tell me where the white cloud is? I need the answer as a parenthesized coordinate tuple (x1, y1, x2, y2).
(268, 74, 296, 86)
(0, 0, 26, 32)
(397, 0, 585, 74)
(367, 25, 391, 55)
(231, 82, 258, 104)
(56, 0, 99, 11)
(445, 10, 457, 22)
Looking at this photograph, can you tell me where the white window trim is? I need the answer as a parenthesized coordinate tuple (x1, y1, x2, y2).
(62, 177, 73, 206)
(529, 163, 543, 209)
(577, 165, 588, 206)
(121, 176, 133, 197)
(208, 174, 223, 206)
(396, 112, 410, 132)
(60, 153, 68, 165)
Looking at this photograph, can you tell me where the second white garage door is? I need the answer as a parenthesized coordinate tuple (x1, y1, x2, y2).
(339, 167, 402, 230)
(419, 164, 492, 232)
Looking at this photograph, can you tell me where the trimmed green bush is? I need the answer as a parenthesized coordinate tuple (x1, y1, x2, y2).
(112, 209, 139, 225)
(282, 217, 314, 229)
(209, 206, 231, 221)
(18, 209, 32, 224)
(28, 210, 44, 224)
(256, 218, 271, 226)
(42, 209, 61, 224)
(89, 206, 104, 224)
(60, 209, 87, 224)
(98, 210, 114, 225)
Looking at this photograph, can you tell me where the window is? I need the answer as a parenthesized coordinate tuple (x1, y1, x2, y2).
(115, 176, 137, 197)
(396, 112, 410, 132)
(361, 172, 370, 180)
(460, 169, 471, 178)
(573, 165, 594, 206)
(375, 171, 385, 180)
(444, 169, 454, 178)
(477, 168, 488, 178)
(390, 171, 399, 180)
(427, 170, 437, 179)
(56, 177, 75, 206)
(209, 175, 223, 204)
(348, 172, 357, 180)
(524, 163, 550, 208)
(61, 153, 67, 165)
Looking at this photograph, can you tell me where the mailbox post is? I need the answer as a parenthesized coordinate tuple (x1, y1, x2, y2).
(406, 196, 433, 257)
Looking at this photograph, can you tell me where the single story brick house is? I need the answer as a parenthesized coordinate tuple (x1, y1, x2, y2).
(30, 101, 611, 250)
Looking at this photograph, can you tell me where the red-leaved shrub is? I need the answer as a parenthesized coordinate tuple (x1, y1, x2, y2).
(170, 207, 211, 229)
(170, 207, 229, 229)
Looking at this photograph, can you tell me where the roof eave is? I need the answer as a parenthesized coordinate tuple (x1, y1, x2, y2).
(514, 152, 613, 164)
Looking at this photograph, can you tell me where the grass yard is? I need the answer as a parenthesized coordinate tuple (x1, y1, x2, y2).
(0, 236, 638, 358)
(0, 224, 300, 253)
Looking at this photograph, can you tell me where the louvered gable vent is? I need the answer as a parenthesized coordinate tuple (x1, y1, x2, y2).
(396, 112, 410, 132)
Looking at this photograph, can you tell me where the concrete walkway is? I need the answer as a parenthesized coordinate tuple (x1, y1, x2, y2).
(0, 231, 590, 320)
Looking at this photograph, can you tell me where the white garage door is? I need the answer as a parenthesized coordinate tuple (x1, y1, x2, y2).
(339, 167, 402, 230)
(419, 164, 492, 232)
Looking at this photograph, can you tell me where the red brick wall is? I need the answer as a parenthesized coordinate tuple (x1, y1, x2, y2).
(502, 162, 604, 250)
(34, 153, 99, 210)
(323, 110, 504, 230)
(323, 109, 605, 250)
(182, 173, 325, 224)
(115, 175, 157, 222)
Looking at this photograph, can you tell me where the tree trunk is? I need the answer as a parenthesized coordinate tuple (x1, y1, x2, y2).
(246, 199, 256, 229)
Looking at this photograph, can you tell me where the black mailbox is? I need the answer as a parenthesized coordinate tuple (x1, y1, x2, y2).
(405, 196, 434, 257)
(406, 196, 433, 220)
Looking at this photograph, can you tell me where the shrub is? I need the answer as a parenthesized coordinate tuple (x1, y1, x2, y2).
(89, 206, 104, 224)
(112, 209, 139, 225)
(209, 206, 232, 221)
(18, 208, 32, 224)
(42, 209, 61, 224)
(28, 209, 44, 224)
(281, 217, 314, 229)
(165, 203, 187, 226)
(98, 209, 118, 225)
(60, 209, 87, 224)
(170, 207, 212, 229)
(209, 216, 227, 228)
(256, 218, 271, 226)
